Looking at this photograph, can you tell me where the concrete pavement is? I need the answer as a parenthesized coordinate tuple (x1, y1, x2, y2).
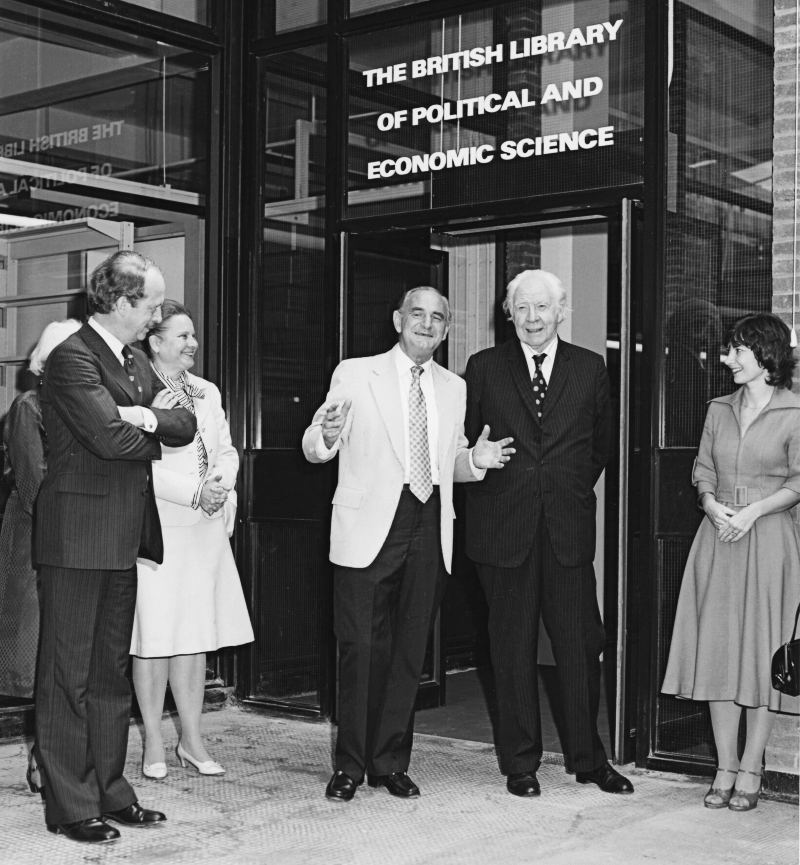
(0, 705, 796, 865)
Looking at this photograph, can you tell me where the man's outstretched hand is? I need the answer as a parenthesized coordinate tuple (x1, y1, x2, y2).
(472, 425, 515, 470)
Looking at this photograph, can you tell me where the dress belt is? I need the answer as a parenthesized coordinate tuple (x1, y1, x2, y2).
(402, 483, 440, 496)
(716, 486, 764, 507)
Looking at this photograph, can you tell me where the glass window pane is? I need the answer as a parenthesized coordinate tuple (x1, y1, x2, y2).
(249, 47, 329, 713)
(662, 6, 773, 449)
(0, 0, 209, 202)
(258, 46, 327, 446)
(275, 0, 326, 33)
(121, 0, 210, 25)
(0, 2, 211, 414)
(346, 0, 644, 219)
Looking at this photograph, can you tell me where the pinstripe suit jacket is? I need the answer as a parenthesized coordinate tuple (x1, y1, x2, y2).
(34, 324, 196, 571)
(464, 338, 612, 568)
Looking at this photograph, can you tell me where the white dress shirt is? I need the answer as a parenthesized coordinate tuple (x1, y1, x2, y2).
(89, 317, 157, 432)
(520, 335, 559, 384)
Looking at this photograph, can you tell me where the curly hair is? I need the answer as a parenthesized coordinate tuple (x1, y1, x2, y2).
(723, 312, 796, 389)
(87, 250, 161, 314)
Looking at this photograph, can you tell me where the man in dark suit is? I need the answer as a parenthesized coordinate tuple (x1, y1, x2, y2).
(34, 251, 197, 844)
(464, 269, 633, 797)
(302, 287, 513, 802)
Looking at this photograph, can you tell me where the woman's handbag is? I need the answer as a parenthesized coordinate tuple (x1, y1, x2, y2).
(771, 603, 800, 696)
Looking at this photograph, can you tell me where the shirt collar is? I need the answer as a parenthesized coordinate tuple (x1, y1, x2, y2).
(393, 342, 434, 375)
(88, 316, 126, 364)
(519, 335, 559, 360)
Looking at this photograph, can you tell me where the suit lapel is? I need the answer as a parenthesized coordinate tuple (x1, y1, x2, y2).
(368, 351, 405, 468)
(78, 324, 138, 403)
(432, 362, 455, 466)
(189, 374, 212, 447)
(542, 340, 571, 420)
(505, 340, 542, 424)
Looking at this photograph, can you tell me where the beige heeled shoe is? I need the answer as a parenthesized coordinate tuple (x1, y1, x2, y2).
(728, 769, 763, 812)
(176, 741, 225, 776)
(703, 767, 737, 809)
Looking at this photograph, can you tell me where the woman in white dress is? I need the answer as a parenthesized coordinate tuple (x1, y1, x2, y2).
(128, 300, 253, 778)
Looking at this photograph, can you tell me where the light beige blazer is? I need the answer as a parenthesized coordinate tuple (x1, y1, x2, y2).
(152, 372, 239, 534)
(302, 349, 477, 572)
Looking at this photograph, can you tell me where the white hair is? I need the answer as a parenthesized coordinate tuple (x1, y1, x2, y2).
(502, 269, 568, 319)
(29, 319, 82, 375)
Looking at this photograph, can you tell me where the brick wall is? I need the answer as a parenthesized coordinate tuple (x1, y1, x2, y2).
(769, 0, 800, 780)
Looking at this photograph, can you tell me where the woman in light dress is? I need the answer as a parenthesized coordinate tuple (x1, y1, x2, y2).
(128, 300, 253, 778)
(662, 313, 800, 811)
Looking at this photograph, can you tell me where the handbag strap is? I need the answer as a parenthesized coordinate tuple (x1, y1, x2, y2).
(792, 603, 800, 643)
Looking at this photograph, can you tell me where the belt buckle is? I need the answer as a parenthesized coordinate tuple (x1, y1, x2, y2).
(734, 485, 748, 507)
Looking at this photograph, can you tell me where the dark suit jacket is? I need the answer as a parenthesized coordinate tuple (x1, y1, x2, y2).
(34, 324, 196, 570)
(464, 338, 612, 568)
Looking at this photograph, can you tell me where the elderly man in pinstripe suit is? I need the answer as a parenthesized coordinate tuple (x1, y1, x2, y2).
(464, 269, 633, 798)
(33, 252, 196, 844)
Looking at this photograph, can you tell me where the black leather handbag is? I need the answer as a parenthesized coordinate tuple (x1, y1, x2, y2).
(771, 604, 800, 697)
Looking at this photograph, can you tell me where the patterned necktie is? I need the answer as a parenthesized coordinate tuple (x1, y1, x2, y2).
(121, 346, 142, 399)
(532, 353, 547, 421)
(408, 365, 433, 503)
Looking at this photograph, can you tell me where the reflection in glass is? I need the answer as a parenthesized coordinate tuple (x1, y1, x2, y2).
(0, 0, 210, 218)
(663, 6, 773, 449)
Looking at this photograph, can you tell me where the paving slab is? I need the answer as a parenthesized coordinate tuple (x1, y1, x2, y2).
(0, 706, 796, 865)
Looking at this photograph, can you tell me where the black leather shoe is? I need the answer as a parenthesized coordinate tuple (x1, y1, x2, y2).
(103, 801, 167, 826)
(506, 772, 541, 797)
(47, 817, 120, 843)
(367, 771, 420, 798)
(576, 763, 634, 794)
(26, 759, 45, 801)
(325, 770, 360, 801)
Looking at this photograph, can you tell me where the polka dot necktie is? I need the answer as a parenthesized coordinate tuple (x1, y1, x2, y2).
(408, 365, 433, 503)
(532, 353, 547, 420)
(122, 345, 142, 398)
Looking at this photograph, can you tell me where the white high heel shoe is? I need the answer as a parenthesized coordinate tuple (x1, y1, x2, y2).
(176, 741, 225, 776)
(142, 759, 168, 780)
